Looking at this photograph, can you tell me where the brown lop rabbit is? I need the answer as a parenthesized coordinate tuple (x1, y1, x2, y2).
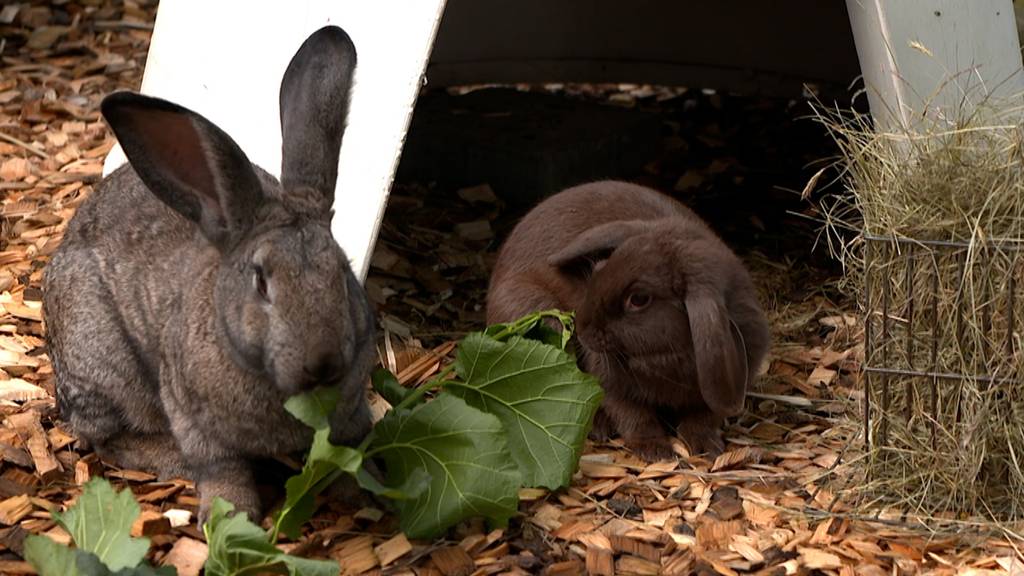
(43, 26, 375, 523)
(486, 181, 769, 460)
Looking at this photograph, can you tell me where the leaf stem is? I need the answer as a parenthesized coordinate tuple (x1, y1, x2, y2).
(488, 309, 569, 342)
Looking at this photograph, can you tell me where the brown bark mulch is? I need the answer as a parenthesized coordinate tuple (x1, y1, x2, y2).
(1, 1, 1021, 574)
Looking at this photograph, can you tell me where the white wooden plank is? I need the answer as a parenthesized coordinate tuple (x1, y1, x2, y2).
(847, 0, 1024, 130)
(102, 0, 447, 280)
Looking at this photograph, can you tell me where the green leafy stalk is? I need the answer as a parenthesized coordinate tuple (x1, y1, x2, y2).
(271, 380, 428, 541)
(484, 309, 575, 349)
(204, 499, 336, 576)
(270, 309, 601, 540)
(270, 388, 363, 541)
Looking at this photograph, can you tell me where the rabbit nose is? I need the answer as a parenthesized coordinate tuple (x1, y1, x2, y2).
(304, 353, 344, 384)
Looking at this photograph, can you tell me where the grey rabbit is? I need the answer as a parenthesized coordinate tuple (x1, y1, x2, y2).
(43, 26, 375, 522)
(486, 181, 769, 460)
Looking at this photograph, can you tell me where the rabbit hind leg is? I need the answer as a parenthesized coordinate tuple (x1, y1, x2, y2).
(97, 432, 190, 480)
(57, 374, 188, 479)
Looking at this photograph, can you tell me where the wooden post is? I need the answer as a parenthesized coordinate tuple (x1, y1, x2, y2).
(846, 0, 1024, 130)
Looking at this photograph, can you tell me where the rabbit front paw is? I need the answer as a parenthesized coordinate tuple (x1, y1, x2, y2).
(675, 413, 725, 458)
(195, 461, 261, 527)
(623, 432, 677, 462)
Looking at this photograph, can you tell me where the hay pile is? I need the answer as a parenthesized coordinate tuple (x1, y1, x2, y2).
(816, 97, 1024, 521)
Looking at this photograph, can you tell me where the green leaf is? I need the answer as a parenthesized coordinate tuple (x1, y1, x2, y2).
(24, 536, 176, 576)
(367, 394, 521, 538)
(484, 309, 575, 350)
(283, 386, 341, 430)
(445, 333, 603, 489)
(54, 478, 151, 572)
(24, 534, 82, 576)
(204, 499, 337, 576)
(275, 390, 363, 540)
(275, 427, 362, 539)
(355, 465, 429, 500)
(74, 551, 177, 575)
(372, 368, 413, 406)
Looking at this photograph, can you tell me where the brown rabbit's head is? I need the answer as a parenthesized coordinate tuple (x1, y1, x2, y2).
(549, 219, 753, 417)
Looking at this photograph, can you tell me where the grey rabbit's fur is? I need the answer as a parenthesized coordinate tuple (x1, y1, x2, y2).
(486, 181, 769, 461)
(43, 26, 375, 522)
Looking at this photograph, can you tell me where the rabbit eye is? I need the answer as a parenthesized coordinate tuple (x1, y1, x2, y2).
(624, 291, 652, 312)
(253, 265, 269, 301)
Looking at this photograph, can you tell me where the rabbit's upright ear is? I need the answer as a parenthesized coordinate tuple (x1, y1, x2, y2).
(101, 92, 263, 248)
(685, 289, 748, 417)
(548, 220, 649, 268)
(279, 25, 357, 206)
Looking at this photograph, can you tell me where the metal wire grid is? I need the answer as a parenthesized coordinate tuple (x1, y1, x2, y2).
(862, 235, 1023, 450)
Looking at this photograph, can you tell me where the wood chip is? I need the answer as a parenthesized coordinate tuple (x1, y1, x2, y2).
(579, 460, 628, 478)
(0, 158, 31, 182)
(0, 495, 32, 525)
(106, 468, 157, 482)
(137, 482, 185, 503)
(454, 220, 493, 241)
(729, 537, 765, 564)
(6, 411, 62, 482)
(0, 561, 34, 575)
(710, 447, 763, 472)
(615, 555, 661, 575)
(162, 537, 208, 576)
(0, 443, 32, 468)
(332, 536, 378, 575)
(807, 365, 837, 387)
(532, 503, 563, 531)
(609, 534, 661, 562)
(799, 547, 843, 569)
(578, 531, 613, 551)
(585, 546, 615, 576)
(695, 519, 743, 550)
(542, 560, 585, 576)
(430, 545, 475, 576)
(163, 509, 192, 528)
(0, 379, 47, 402)
(131, 509, 171, 537)
(375, 533, 412, 567)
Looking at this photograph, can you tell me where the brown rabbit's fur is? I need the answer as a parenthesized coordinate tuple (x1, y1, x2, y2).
(487, 181, 769, 460)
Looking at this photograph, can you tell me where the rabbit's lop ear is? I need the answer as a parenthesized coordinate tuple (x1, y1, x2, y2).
(548, 220, 649, 268)
(101, 91, 263, 248)
(279, 25, 357, 206)
(685, 290, 748, 417)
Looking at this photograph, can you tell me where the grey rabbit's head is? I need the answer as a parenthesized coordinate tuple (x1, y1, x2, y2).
(100, 26, 372, 397)
(549, 219, 765, 418)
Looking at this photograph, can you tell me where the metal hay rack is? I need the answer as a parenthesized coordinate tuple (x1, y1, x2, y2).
(862, 234, 1024, 451)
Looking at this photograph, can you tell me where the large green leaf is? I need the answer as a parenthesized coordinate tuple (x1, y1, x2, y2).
(354, 465, 430, 501)
(54, 478, 151, 572)
(24, 529, 175, 576)
(445, 333, 603, 489)
(23, 535, 82, 576)
(74, 550, 176, 576)
(367, 394, 521, 538)
(204, 499, 337, 576)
